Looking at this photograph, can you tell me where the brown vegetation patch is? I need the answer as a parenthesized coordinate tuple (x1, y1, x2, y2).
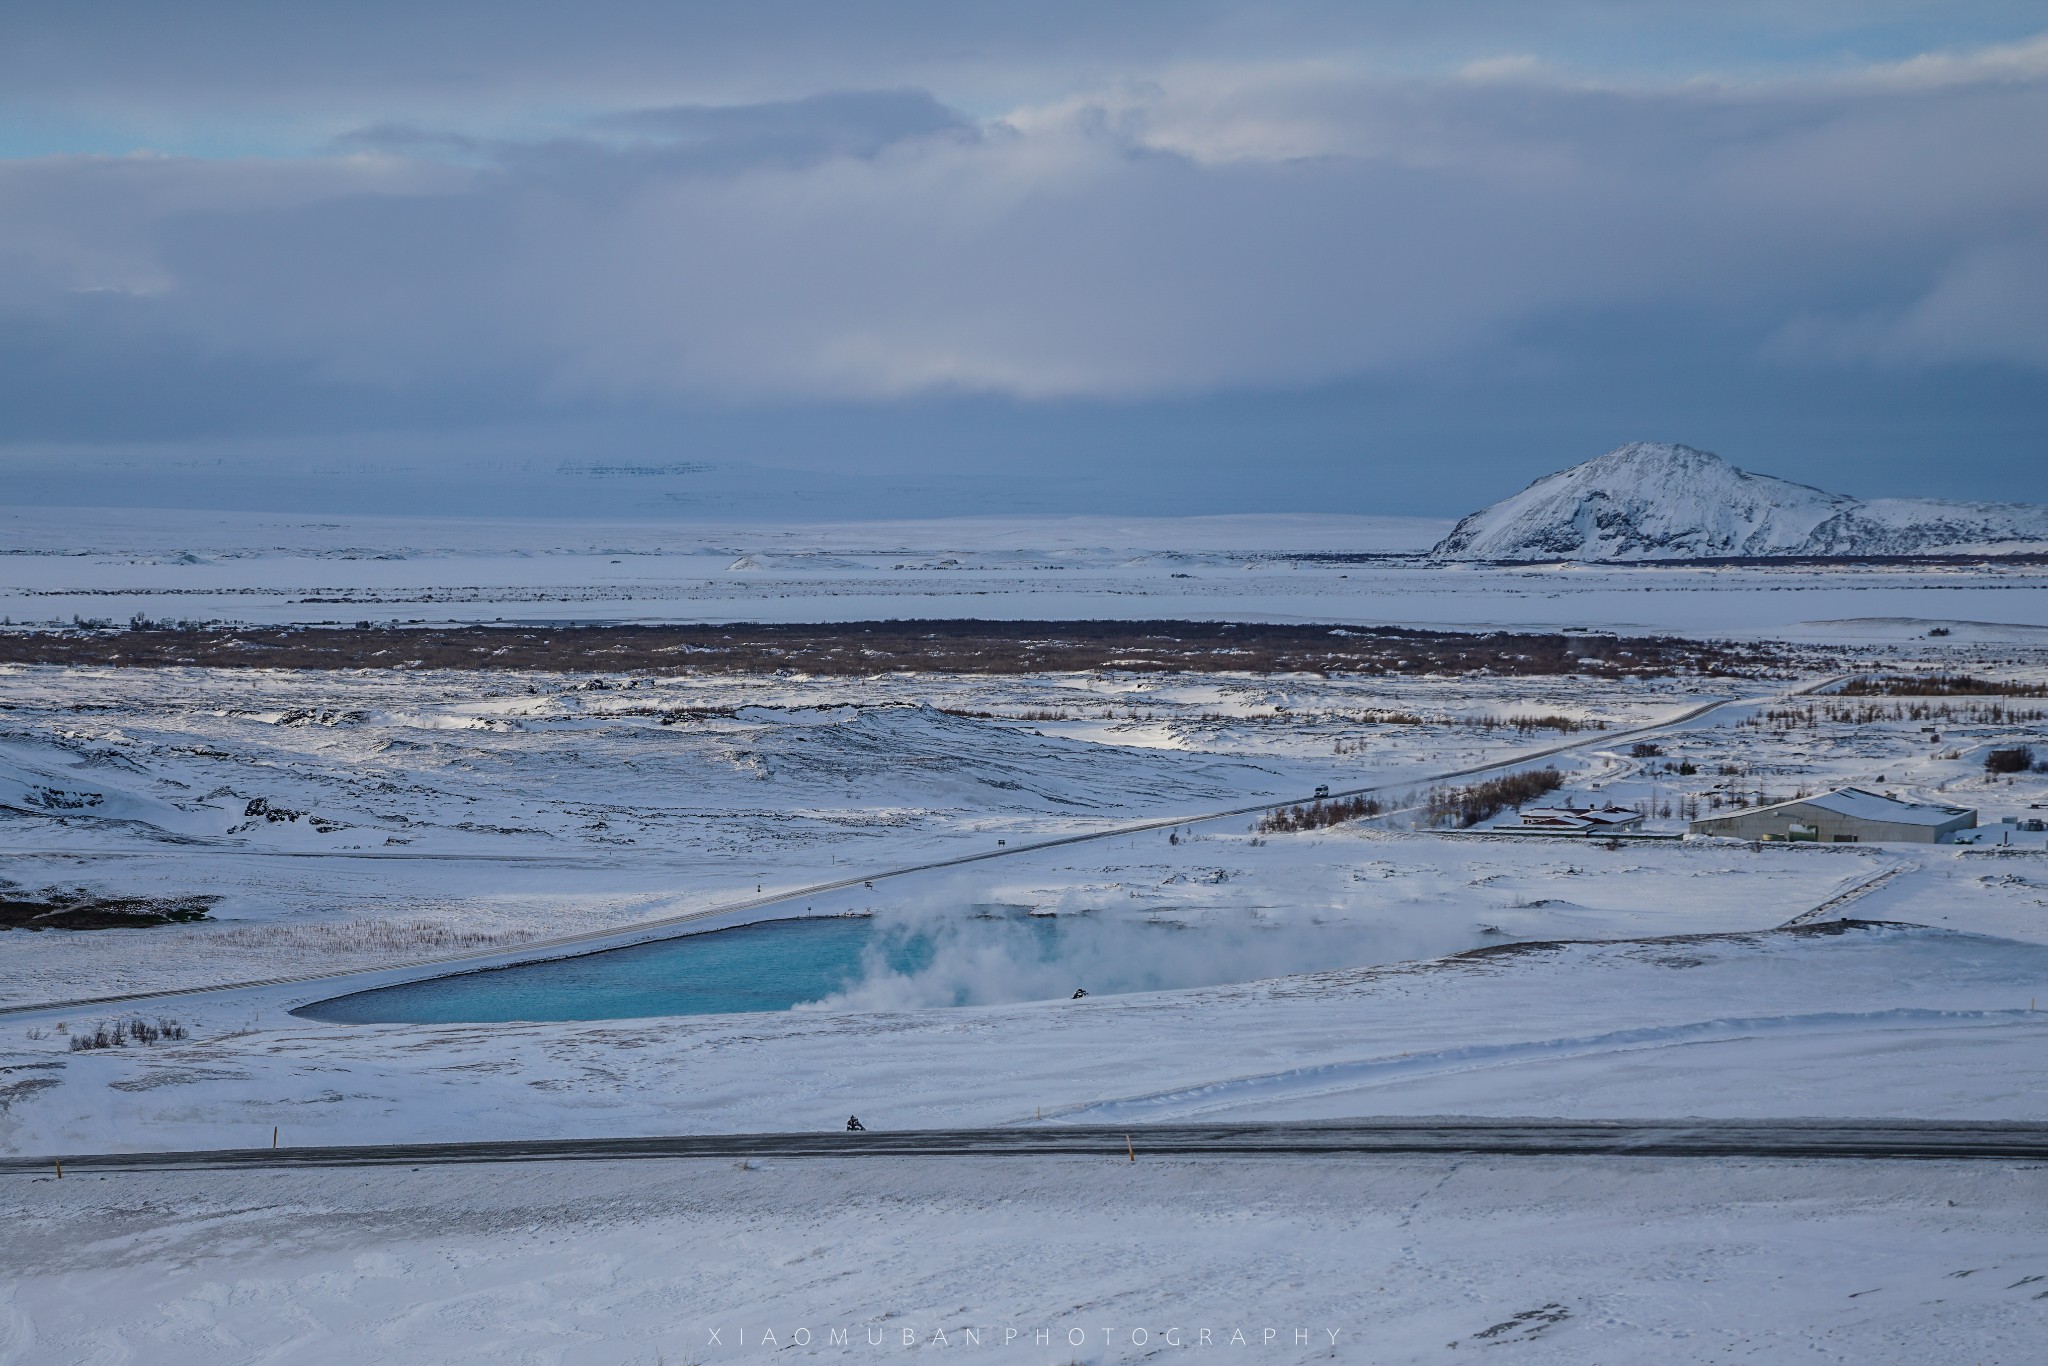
(1751, 699, 2046, 728)
(1424, 768, 1566, 828)
(1257, 793, 1385, 834)
(0, 620, 1782, 678)
(0, 889, 216, 931)
(1837, 673, 2048, 697)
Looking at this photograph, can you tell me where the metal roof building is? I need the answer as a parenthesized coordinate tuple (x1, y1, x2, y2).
(1688, 787, 1975, 844)
(1512, 805, 1646, 834)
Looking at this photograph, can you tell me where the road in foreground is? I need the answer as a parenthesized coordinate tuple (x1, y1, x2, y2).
(10, 1117, 2048, 1174)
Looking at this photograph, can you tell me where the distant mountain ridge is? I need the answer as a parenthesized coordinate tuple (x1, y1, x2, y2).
(1431, 443, 2048, 562)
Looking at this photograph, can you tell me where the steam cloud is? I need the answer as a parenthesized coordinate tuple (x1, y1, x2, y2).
(800, 881, 1485, 1012)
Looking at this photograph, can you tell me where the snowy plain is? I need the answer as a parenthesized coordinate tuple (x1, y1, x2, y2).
(6, 505, 2048, 641)
(4, 510, 2048, 1363)
(10, 1145, 2047, 1366)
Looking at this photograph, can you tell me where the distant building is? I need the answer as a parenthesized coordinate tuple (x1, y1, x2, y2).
(1688, 787, 1975, 844)
(1510, 804, 1645, 834)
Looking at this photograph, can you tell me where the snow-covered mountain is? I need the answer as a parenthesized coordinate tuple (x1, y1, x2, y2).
(1431, 443, 2048, 561)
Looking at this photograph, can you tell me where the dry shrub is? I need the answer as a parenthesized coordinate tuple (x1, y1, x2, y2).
(208, 919, 535, 954)
(1424, 768, 1565, 828)
(68, 1016, 188, 1051)
(1838, 674, 2048, 698)
(1257, 793, 1384, 834)
(1752, 700, 2046, 728)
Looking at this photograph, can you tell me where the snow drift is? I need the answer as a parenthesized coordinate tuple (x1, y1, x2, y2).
(1431, 442, 2048, 562)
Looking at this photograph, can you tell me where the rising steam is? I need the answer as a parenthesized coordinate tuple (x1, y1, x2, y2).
(799, 880, 1483, 1012)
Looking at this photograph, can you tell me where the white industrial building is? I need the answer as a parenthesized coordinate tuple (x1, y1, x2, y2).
(1688, 787, 1976, 844)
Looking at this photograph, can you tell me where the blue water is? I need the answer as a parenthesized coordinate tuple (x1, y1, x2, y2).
(295, 917, 921, 1025)
(294, 911, 1472, 1025)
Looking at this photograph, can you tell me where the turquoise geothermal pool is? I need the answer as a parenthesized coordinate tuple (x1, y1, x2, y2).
(293, 911, 1480, 1025)
(295, 917, 918, 1025)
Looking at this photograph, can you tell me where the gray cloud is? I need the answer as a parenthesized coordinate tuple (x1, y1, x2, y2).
(336, 89, 974, 179)
(0, 7, 2042, 510)
(590, 90, 972, 158)
(6, 4, 2036, 116)
(9, 68, 2039, 399)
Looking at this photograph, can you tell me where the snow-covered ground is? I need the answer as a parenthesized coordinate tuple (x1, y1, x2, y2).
(5, 512, 2048, 1363)
(0, 662, 1733, 1003)
(7, 1149, 2047, 1365)
(6, 917, 2048, 1363)
(9, 917, 2048, 1154)
(4, 654, 2046, 1146)
(8, 915, 2048, 1361)
(4, 660, 2045, 1149)
(5, 506, 2048, 640)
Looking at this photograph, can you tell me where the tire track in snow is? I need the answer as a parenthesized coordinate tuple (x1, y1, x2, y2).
(1780, 864, 1915, 927)
(1047, 1007, 2048, 1125)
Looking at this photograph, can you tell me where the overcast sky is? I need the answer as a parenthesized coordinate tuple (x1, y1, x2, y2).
(1, 2, 2043, 518)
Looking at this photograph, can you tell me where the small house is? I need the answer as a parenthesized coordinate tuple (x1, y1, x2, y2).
(1510, 804, 1646, 834)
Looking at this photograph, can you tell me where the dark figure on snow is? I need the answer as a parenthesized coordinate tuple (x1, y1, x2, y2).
(1072, 988, 1088, 999)
(846, 1115, 865, 1132)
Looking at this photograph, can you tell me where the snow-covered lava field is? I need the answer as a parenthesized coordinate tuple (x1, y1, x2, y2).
(4, 514, 2048, 1364)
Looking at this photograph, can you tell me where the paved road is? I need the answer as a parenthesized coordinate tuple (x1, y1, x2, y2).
(0, 683, 1809, 1018)
(8, 1118, 2045, 1175)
